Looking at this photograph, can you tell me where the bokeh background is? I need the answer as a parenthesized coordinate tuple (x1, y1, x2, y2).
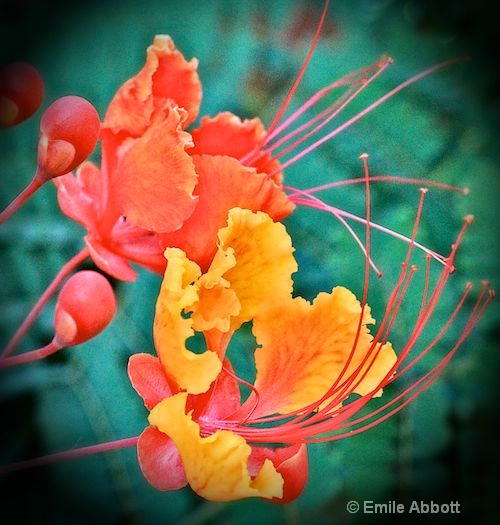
(0, 1, 498, 524)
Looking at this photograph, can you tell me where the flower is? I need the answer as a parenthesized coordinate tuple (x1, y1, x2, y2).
(128, 205, 492, 502)
(55, 35, 293, 280)
(52, 29, 449, 281)
(128, 208, 396, 501)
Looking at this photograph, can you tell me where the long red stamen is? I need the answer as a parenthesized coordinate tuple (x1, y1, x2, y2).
(261, 57, 392, 158)
(288, 186, 382, 275)
(316, 285, 494, 442)
(2, 247, 89, 357)
(304, 194, 427, 426)
(264, 0, 330, 139)
(265, 60, 392, 166)
(291, 191, 446, 263)
(0, 436, 139, 475)
(285, 176, 468, 196)
(269, 57, 464, 176)
(235, 212, 489, 444)
(238, 188, 426, 431)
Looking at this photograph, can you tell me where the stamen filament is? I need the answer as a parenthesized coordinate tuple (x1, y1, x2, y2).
(291, 192, 446, 263)
(266, 59, 392, 164)
(264, 0, 330, 139)
(285, 176, 468, 196)
(270, 57, 464, 176)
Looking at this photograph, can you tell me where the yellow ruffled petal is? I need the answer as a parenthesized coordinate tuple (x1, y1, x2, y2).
(154, 248, 223, 394)
(191, 248, 241, 333)
(149, 393, 284, 502)
(251, 286, 397, 417)
(211, 208, 298, 331)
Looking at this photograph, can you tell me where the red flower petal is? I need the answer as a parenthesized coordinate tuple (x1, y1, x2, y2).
(137, 425, 187, 491)
(249, 444, 308, 503)
(103, 35, 201, 138)
(189, 112, 283, 183)
(158, 154, 294, 271)
(85, 237, 137, 282)
(128, 353, 173, 409)
(113, 105, 198, 233)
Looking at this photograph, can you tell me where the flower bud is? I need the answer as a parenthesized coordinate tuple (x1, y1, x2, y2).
(38, 96, 100, 178)
(54, 271, 116, 346)
(0, 62, 44, 127)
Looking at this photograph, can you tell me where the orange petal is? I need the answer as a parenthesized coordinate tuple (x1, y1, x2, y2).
(113, 105, 198, 233)
(249, 444, 308, 503)
(158, 154, 294, 271)
(154, 248, 222, 394)
(189, 112, 283, 183)
(251, 287, 397, 417)
(191, 284, 240, 333)
(103, 35, 201, 137)
(148, 393, 283, 501)
(207, 208, 298, 331)
(128, 353, 173, 410)
(137, 425, 187, 490)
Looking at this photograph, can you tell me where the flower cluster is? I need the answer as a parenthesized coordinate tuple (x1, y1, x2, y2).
(0, 4, 493, 505)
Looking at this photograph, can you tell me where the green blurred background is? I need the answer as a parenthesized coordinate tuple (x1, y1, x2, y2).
(0, 1, 498, 524)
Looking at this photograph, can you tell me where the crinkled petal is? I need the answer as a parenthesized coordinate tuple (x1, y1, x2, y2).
(250, 287, 397, 417)
(148, 393, 283, 501)
(85, 236, 137, 282)
(154, 248, 222, 394)
(137, 426, 187, 490)
(208, 208, 297, 331)
(103, 35, 201, 137)
(113, 105, 198, 233)
(249, 444, 308, 503)
(128, 353, 174, 410)
(158, 154, 294, 271)
(189, 112, 283, 183)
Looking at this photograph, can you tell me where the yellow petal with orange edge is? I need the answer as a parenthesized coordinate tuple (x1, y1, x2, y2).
(154, 248, 222, 394)
(148, 393, 283, 502)
(191, 247, 240, 333)
(210, 208, 298, 331)
(251, 286, 397, 417)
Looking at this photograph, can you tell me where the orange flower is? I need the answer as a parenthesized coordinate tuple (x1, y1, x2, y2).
(56, 35, 293, 279)
(128, 208, 394, 502)
(127, 206, 492, 502)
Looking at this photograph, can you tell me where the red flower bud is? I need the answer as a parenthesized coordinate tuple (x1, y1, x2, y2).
(0, 62, 44, 127)
(54, 270, 116, 346)
(38, 96, 100, 178)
